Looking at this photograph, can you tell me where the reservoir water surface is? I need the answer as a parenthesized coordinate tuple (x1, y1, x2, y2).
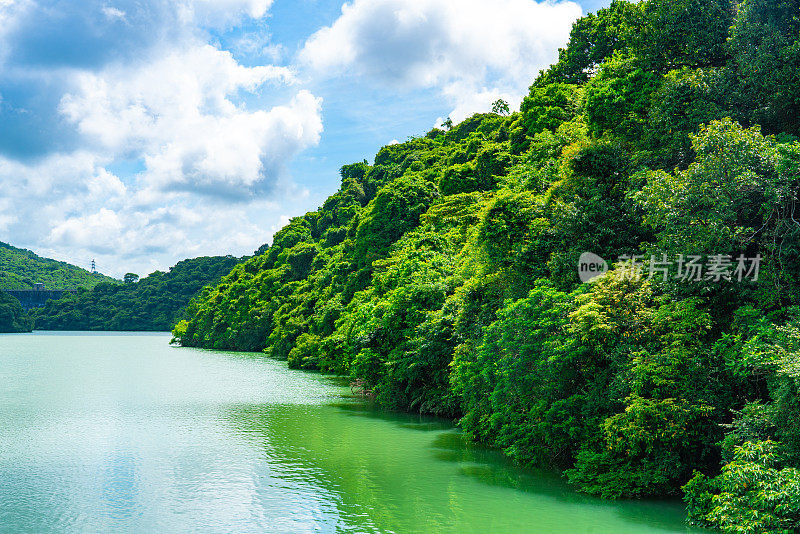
(0, 332, 703, 533)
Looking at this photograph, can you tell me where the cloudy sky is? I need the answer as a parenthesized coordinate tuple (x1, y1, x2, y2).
(0, 0, 609, 278)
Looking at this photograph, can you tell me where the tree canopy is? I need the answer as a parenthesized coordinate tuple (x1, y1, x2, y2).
(0, 291, 33, 333)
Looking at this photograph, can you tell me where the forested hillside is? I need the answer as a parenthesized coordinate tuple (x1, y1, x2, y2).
(0, 242, 116, 290)
(174, 0, 800, 530)
(33, 256, 241, 331)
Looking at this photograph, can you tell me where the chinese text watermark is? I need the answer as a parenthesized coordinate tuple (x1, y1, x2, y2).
(578, 253, 762, 283)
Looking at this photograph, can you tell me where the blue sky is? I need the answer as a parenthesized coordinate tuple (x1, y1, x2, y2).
(0, 0, 610, 277)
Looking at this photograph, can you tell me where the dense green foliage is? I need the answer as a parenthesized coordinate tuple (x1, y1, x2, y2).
(33, 256, 240, 331)
(0, 242, 116, 290)
(0, 291, 33, 333)
(175, 0, 800, 529)
(685, 441, 800, 533)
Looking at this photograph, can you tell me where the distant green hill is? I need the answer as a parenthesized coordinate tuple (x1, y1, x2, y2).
(31, 255, 242, 331)
(0, 242, 117, 290)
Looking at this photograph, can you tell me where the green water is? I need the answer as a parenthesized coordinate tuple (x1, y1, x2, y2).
(0, 332, 704, 533)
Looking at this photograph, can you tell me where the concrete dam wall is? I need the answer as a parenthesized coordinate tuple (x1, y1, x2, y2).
(4, 290, 77, 310)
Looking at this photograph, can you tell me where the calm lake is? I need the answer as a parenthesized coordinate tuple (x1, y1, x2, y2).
(0, 332, 704, 533)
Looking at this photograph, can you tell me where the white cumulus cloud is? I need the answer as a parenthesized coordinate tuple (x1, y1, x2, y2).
(300, 0, 581, 120)
(101, 6, 126, 21)
(0, 151, 126, 247)
(179, 0, 273, 29)
(59, 44, 321, 200)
